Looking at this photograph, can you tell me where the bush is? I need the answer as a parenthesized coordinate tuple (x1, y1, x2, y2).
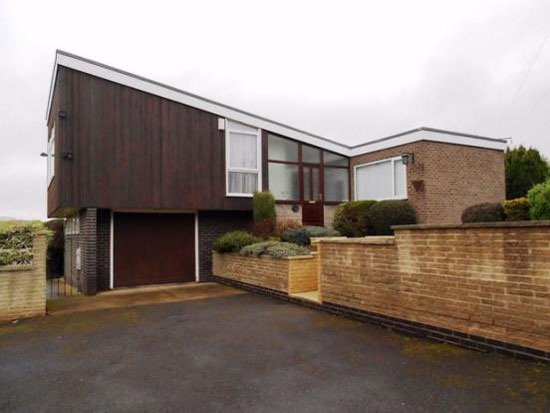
(367, 200, 416, 235)
(333, 200, 377, 237)
(212, 231, 262, 253)
(240, 241, 310, 258)
(0, 224, 37, 266)
(302, 226, 340, 238)
(281, 228, 310, 246)
(527, 179, 550, 220)
(503, 198, 530, 221)
(250, 218, 276, 240)
(44, 219, 64, 278)
(253, 192, 276, 223)
(461, 202, 505, 223)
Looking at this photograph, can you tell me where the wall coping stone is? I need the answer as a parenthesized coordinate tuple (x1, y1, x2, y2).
(317, 236, 395, 245)
(392, 220, 550, 230)
(0, 264, 33, 273)
(213, 251, 314, 260)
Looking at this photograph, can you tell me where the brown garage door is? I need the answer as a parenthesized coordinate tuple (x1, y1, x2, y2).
(114, 213, 195, 287)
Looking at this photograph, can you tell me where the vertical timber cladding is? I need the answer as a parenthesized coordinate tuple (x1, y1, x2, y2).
(113, 213, 195, 287)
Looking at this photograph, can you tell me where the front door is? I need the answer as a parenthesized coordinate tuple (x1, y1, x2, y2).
(302, 165, 324, 226)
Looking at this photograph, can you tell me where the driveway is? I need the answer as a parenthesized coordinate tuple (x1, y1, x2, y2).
(1, 291, 549, 412)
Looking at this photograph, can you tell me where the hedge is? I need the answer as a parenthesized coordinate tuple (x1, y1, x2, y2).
(367, 200, 416, 235)
(503, 198, 530, 221)
(461, 203, 505, 223)
(333, 200, 377, 237)
(0, 224, 37, 266)
(212, 231, 262, 253)
(281, 226, 340, 246)
(527, 178, 550, 220)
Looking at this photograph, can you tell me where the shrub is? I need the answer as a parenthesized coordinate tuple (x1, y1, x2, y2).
(367, 200, 416, 235)
(253, 192, 276, 223)
(250, 218, 276, 240)
(212, 231, 262, 253)
(302, 226, 340, 238)
(527, 179, 550, 220)
(333, 200, 377, 237)
(274, 219, 301, 238)
(461, 202, 505, 223)
(240, 241, 310, 258)
(44, 219, 64, 278)
(0, 224, 37, 266)
(503, 198, 530, 221)
(281, 228, 310, 246)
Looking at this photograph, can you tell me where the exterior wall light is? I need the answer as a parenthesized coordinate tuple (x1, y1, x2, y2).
(400, 152, 414, 165)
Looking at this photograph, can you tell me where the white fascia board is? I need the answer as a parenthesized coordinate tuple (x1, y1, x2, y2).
(348, 130, 507, 157)
(47, 52, 350, 156)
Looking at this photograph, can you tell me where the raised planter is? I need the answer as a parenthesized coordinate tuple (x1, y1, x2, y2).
(212, 251, 319, 295)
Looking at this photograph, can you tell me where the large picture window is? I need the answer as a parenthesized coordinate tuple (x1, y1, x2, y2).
(226, 120, 261, 196)
(323, 151, 349, 202)
(355, 157, 407, 200)
(268, 134, 300, 201)
(47, 126, 55, 186)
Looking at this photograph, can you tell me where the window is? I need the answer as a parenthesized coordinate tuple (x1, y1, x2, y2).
(268, 134, 300, 201)
(268, 134, 298, 162)
(355, 157, 407, 200)
(64, 216, 80, 235)
(302, 145, 320, 163)
(323, 150, 349, 203)
(226, 120, 261, 196)
(47, 127, 55, 186)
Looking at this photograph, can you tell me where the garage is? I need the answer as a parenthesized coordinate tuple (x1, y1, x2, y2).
(113, 213, 196, 287)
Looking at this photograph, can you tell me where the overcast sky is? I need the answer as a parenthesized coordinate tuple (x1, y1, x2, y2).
(2, 0, 550, 219)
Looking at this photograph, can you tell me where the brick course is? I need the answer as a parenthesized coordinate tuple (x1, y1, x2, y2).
(350, 141, 505, 224)
(0, 233, 47, 321)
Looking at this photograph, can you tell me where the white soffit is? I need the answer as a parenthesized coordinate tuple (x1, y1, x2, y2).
(46, 51, 508, 156)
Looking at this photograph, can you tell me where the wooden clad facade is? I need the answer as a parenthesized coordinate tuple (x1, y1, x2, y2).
(48, 66, 253, 217)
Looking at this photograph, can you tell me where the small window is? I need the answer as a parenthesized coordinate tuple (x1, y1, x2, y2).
(226, 120, 261, 196)
(355, 157, 407, 200)
(64, 216, 80, 235)
(302, 145, 320, 163)
(268, 134, 298, 162)
(47, 127, 55, 186)
(324, 151, 348, 167)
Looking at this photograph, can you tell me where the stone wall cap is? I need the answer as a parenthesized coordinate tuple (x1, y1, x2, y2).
(311, 237, 347, 243)
(0, 264, 33, 272)
(212, 251, 313, 260)
(318, 236, 395, 245)
(392, 220, 550, 230)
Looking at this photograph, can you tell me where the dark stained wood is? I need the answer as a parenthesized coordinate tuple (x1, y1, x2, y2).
(301, 165, 324, 226)
(114, 213, 195, 287)
(48, 66, 252, 216)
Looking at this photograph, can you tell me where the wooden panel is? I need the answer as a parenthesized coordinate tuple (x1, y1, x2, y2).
(49, 66, 252, 214)
(114, 213, 195, 287)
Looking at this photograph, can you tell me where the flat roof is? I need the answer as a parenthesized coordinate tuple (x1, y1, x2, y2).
(46, 50, 508, 155)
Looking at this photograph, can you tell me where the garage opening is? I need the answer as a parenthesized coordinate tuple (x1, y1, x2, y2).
(113, 213, 195, 287)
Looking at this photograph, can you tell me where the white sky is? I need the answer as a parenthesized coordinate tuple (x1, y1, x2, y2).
(1, 0, 550, 219)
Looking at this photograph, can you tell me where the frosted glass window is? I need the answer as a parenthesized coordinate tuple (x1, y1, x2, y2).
(355, 157, 407, 200)
(226, 120, 261, 195)
(302, 145, 320, 163)
(324, 151, 348, 167)
(325, 168, 349, 202)
(268, 134, 298, 162)
(268, 163, 299, 200)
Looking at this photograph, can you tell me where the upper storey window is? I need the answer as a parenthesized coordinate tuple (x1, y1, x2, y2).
(226, 120, 262, 196)
(47, 126, 55, 186)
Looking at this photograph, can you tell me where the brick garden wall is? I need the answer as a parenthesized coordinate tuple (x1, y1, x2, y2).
(350, 141, 505, 224)
(0, 233, 47, 322)
(319, 222, 550, 353)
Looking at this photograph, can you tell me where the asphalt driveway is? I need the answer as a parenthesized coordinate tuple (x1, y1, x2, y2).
(1, 291, 549, 412)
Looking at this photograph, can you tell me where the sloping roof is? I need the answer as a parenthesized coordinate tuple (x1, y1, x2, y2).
(46, 50, 507, 155)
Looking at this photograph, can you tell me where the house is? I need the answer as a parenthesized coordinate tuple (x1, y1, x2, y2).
(46, 50, 506, 295)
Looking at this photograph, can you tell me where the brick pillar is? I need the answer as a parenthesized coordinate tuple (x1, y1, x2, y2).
(80, 208, 97, 295)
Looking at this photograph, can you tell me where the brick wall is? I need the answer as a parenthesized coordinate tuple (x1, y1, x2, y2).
(96, 209, 110, 291)
(0, 233, 47, 321)
(212, 251, 319, 294)
(350, 141, 505, 224)
(198, 211, 252, 281)
(319, 222, 550, 353)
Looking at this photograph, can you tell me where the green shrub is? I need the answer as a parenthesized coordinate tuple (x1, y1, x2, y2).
(461, 202, 505, 223)
(333, 200, 377, 237)
(253, 191, 276, 223)
(367, 200, 416, 235)
(302, 226, 340, 238)
(212, 231, 262, 253)
(527, 179, 550, 220)
(0, 224, 37, 266)
(503, 198, 530, 221)
(240, 241, 310, 258)
(281, 228, 310, 246)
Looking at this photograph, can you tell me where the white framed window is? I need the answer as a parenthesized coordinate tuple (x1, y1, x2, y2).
(354, 156, 407, 200)
(225, 119, 262, 196)
(64, 216, 80, 235)
(47, 127, 55, 186)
